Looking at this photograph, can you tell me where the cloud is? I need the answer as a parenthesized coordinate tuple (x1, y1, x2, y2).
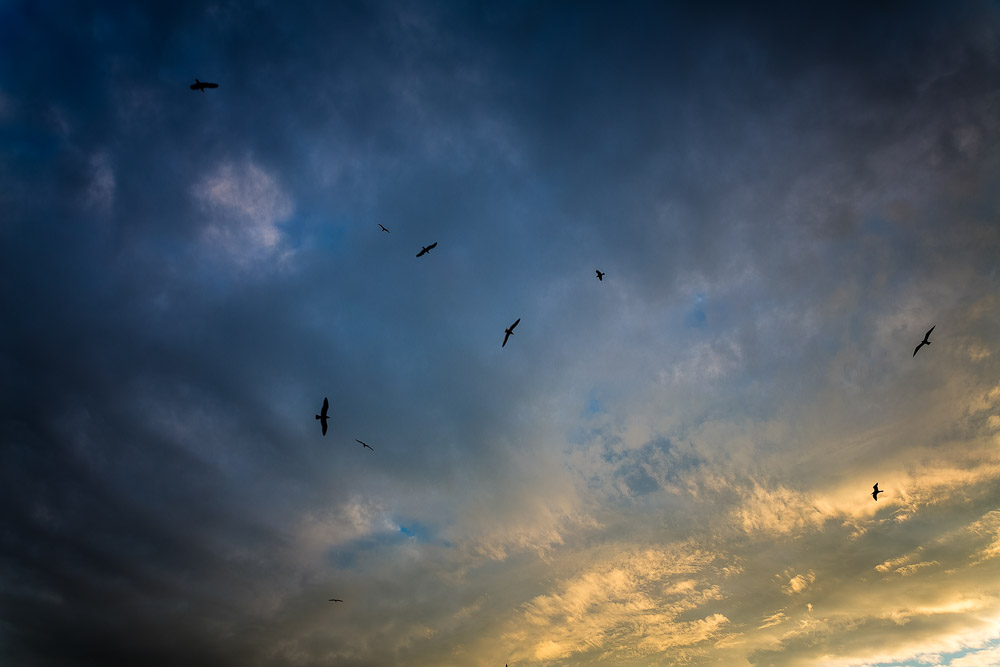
(192, 159, 293, 264)
(507, 544, 733, 663)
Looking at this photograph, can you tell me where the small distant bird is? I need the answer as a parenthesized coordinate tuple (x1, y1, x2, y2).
(913, 325, 935, 357)
(316, 397, 329, 436)
(189, 78, 218, 92)
(355, 439, 374, 452)
(872, 483, 884, 501)
(502, 318, 520, 348)
(378, 224, 390, 233)
(416, 242, 437, 257)
(595, 270, 605, 281)
(328, 598, 343, 603)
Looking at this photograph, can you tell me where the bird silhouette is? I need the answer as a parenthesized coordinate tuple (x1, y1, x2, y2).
(416, 242, 438, 257)
(355, 439, 374, 452)
(595, 270, 605, 281)
(189, 78, 218, 92)
(378, 224, 390, 233)
(328, 598, 344, 603)
(913, 325, 935, 357)
(872, 483, 884, 501)
(502, 318, 520, 348)
(316, 397, 329, 436)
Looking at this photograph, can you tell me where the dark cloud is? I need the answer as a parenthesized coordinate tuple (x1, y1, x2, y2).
(3, 1, 1000, 664)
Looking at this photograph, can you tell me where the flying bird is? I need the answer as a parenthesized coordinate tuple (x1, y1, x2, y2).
(416, 242, 438, 257)
(189, 78, 218, 92)
(872, 483, 884, 501)
(595, 270, 605, 281)
(328, 598, 343, 603)
(378, 224, 390, 233)
(913, 325, 935, 357)
(355, 439, 374, 452)
(316, 397, 329, 436)
(502, 318, 520, 348)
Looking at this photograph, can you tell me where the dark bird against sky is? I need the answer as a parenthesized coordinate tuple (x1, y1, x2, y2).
(378, 224, 390, 233)
(328, 598, 344, 603)
(872, 483, 884, 501)
(355, 439, 374, 451)
(416, 242, 437, 257)
(596, 270, 605, 281)
(189, 78, 218, 92)
(913, 325, 935, 357)
(502, 318, 520, 348)
(316, 397, 329, 436)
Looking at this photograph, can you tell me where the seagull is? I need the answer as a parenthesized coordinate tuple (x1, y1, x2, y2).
(189, 78, 219, 92)
(416, 242, 437, 257)
(328, 598, 344, 603)
(872, 483, 884, 501)
(502, 318, 520, 348)
(316, 397, 329, 436)
(355, 439, 374, 452)
(913, 325, 935, 357)
(378, 224, 390, 233)
(595, 270, 605, 281)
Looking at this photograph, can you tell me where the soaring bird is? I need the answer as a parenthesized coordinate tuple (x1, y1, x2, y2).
(416, 242, 437, 257)
(872, 483, 884, 501)
(316, 397, 329, 436)
(328, 598, 344, 603)
(913, 325, 935, 357)
(355, 439, 374, 452)
(502, 318, 520, 348)
(189, 78, 219, 92)
(595, 270, 605, 281)
(378, 224, 390, 233)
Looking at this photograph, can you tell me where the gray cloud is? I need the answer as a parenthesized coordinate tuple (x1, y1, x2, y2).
(3, 1, 1000, 665)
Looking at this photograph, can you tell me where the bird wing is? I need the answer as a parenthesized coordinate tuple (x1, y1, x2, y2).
(502, 331, 511, 347)
(510, 318, 520, 331)
(189, 83, 200, 90)
(321, 397, 329, 417)
(913, 342, 924, 357)
(416, 248, 426, 257)
(925, 325, 935, 340)
(355, 439, 365, 446)
(321, 421, 328, 436)
(427, 242, 437, 250)
(873, 484, 878, 491)
(204, 82, 218, 88)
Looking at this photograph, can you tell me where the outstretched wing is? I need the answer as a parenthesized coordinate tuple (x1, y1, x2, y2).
(416, 247, 426, 257)
(913, 342, 923, 357)
(924, 325, 935, 340)
(502, 331, 511, 347)
(510, 318, 520, 331)
(427, 242, 437, 251)
(321, 397, 329, 417)
(203, 82, 218, 88)
(321, 420, 328, 436)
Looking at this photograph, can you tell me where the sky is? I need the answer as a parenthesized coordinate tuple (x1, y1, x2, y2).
(2, 1, 1000, 665)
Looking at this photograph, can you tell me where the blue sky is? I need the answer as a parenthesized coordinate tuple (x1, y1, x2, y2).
(2, 1, 1000, 665)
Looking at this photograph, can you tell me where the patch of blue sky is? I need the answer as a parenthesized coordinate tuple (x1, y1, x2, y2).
(871, 638, 1000, 666)
(327, 520, 443, 568)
